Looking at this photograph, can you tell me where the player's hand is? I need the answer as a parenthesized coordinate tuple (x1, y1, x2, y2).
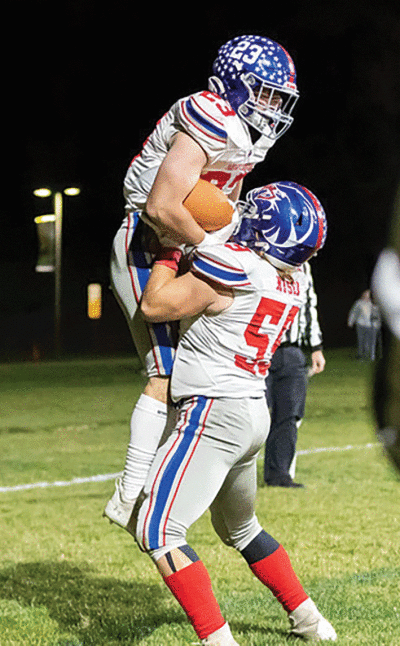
(186, 205, 240, 255)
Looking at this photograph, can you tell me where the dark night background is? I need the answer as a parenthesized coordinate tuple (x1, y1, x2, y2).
(3, 0, 400, 361)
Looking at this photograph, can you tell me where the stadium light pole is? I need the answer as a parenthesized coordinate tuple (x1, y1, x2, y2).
(33, 187, 81, 356)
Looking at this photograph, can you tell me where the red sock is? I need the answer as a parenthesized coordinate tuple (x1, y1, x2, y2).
(163, 560, 226, 639)
(250, 544, 308, 612)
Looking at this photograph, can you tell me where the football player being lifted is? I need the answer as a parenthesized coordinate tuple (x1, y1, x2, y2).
(104, 35, 300, 531)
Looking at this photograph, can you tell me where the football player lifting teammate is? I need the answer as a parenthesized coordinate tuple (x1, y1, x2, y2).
(104, 34, 300, 531)
(134, 181, 336, 645)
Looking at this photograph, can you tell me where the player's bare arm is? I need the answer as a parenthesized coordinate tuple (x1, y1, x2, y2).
(140, 260, 233, 323)
(145, 133, 209, 246)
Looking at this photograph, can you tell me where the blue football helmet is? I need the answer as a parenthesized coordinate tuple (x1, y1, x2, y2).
(209, 35, 299, 141)
(232, 181, 327, 270)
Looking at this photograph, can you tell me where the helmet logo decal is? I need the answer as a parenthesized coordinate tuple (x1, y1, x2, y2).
(252, 185, 280, 204)
(232, 181, 327, 270)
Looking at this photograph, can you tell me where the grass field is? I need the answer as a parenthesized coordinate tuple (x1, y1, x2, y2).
(0, 349, 399, 646)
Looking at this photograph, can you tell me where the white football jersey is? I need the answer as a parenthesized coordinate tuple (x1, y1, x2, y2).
(123, 90, 275, 213)
(170, 243, 307, 401)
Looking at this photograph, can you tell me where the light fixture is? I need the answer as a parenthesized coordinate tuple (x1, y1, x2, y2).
(34, 214, 56, 224)
(33, 185, 81, 356)
(64, 187, 81, 196)
(33, 188, 52, 198)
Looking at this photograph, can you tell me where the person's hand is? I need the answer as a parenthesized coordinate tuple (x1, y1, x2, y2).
(201, 203, 240, 246)
(309, 350, 325, 376)
(185, 205, 241, 256)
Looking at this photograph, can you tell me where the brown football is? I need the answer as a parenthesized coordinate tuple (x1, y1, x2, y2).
(183, 179, 234, 231)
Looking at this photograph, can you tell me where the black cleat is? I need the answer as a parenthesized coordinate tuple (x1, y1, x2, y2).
(265, 475, 305, 488)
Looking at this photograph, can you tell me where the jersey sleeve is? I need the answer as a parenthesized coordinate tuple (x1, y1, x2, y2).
(191, 243, 254, 289)
(177, 92, 232, 160)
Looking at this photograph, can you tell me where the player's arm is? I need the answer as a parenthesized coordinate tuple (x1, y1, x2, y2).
(145, 132, 209, 246)
(140, 250, 233, 323)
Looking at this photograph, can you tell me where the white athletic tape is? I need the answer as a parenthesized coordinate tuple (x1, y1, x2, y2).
(0, 443, 380, 494)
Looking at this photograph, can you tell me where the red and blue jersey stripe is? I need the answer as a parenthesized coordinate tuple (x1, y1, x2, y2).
(181, 95, 228, 144)
(192, 249, 251, 287)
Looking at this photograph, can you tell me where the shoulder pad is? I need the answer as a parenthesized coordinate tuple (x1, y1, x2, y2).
(177, 91, 249, 151)
(178, 92, 231, 146)
(192, 244, 252, 288)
